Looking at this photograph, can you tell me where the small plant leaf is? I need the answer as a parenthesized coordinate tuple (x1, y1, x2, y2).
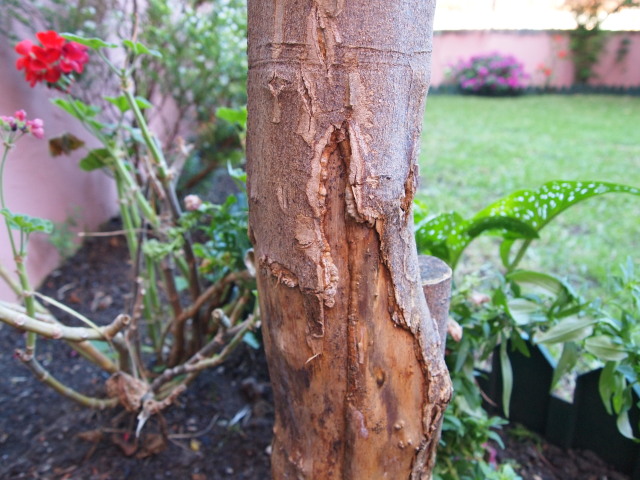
(122, 39, 162, 57)
(534, 315, 597, 344)
(61, 33, 117, 49)
(616, 410, 635, 440)
(551, 342, 579, 390)
(1, 209, 53, 234)
(500, 341, 513, 418)
(506, 297, 540, 326)
(134, 96, 153, 109)
(105, 95, 152, 114)
(52, 98, 101, 121)
(584, 335, 628, 362)
(80, 148, 112, 171)
(216, 106, 247, 128)
(104, 95, 129, 113)
(598, 362, 617, 415)
(507, 270, 569, 299)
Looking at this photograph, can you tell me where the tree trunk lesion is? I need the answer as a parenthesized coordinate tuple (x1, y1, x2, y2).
(247, 1, 446, 478)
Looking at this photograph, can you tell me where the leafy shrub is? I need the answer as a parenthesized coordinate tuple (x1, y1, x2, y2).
(416, 180, 640, 477)
(0, 32, 256, 437)
(449, 53, 529, 96)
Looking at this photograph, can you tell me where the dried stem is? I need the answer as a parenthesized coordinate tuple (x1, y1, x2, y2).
(152, 314, 256, 395)
(15, 349, 118, 409)
(0, 304, 129, 342)
(165, 270, 250, 366)
(0, 301, 119, 373)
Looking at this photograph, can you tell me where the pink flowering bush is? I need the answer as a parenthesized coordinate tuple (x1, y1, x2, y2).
(449, 52, 529, 96)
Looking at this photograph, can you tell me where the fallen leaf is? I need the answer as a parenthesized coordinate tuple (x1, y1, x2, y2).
(77, 429, 103, 443)
(111, 433, 138, 456)
(136, 433, 167, 458)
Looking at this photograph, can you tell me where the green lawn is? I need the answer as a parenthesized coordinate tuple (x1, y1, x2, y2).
(417, 94, 640, 288)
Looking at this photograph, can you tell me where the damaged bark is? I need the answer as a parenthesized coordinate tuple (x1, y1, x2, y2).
(246, 1, 451, 478)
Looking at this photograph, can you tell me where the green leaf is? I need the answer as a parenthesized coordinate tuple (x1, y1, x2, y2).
(51, 98, 101, 122)
(453, 338, 471, 373)
(500, 341, 513, 418)
(104, 95, 129, 113)
(584, 335, 628, 362)
(61, 33, 117, 49)
(89, 340, 118, 361)
(535, 315, 598, 344)
(466, 215, 539, 239)
(415, 211, 466, 263)
(500, 238, 516, 268)
(507, 270, 569, 299)
(134, 96, 153, 109)
(174, 276, 188, 293)
(616, 410, 635, 440)
(599, 362, 617, 415)
(1, 209, 53, 234)
(142, 238, 182, 260)
(551, 342, 579, 390)
(80, 148, 112, 171)
(216, 106, 247, 128)
(479, 180, 640, 261)
(122, 40, 162, 58)
(506, 298, 540, 326)
(227, 161, 247, 185)
(105, 95, 152, 114)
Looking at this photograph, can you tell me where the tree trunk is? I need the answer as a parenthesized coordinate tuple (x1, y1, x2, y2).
(246, 1, 452, 478)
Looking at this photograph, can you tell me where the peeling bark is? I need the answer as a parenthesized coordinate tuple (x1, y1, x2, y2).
(247, 2, 451, 478)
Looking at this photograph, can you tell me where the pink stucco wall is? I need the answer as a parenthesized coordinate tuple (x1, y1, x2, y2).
(0, 45, 118, 302)
(431, 30, 640, 88)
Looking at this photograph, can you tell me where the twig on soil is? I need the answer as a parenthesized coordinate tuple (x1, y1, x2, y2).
(167, 413, 220, 439)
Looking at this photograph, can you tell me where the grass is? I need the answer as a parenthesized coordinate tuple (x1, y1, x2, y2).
(417, 94, 640, 290)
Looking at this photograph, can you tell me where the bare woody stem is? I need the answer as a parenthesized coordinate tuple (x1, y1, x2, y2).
(15, 349, 118, 409)
(0, 268, 119, 373)
(0, 304, 130, 342)
(121, 87, 201, 301)
(152, 314, 257, 395)
(165, 270, 252, 366)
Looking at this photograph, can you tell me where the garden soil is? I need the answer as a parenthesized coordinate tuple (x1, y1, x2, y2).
(0, 219, 630, 479)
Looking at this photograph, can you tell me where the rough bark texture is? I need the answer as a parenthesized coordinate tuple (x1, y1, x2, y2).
(246, 1, 452, 478)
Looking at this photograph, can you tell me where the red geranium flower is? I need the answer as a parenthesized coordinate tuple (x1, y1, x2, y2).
(36, 31, 66, 49)
(14, 31, 89, 88)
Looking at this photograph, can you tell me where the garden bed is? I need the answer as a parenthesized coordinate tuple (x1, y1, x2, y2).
(0, 222, 631, 479)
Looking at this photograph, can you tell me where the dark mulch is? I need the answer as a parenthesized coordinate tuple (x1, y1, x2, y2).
(0, 220, 630, 479)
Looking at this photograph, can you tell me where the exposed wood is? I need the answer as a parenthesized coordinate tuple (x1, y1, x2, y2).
(419, 255, 453, 356)
(419, 255, 453, 473)
(246, 1, 451, 478)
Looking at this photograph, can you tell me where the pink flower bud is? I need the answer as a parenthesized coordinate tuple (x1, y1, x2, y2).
(184, 194, 202, 211)
(27, 118, 45, 139)
(470, 292, 490, 306)
(14, 110, 27, 121)
(447, 318, 463, 342)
